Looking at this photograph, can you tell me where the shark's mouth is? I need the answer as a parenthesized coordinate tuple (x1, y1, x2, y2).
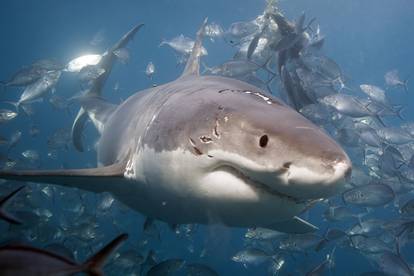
(214, 165, 305, 204)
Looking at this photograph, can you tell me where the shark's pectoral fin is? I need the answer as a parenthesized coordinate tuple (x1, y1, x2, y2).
(72, 107, 89, 152)
(264, 216, 318, 234)
(72, 97, 116, 151)
(0, 162, 127, 194)
(78, 96, 117, 134)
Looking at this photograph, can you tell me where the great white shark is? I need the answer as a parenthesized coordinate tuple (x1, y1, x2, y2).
(0, 19, 351, 233)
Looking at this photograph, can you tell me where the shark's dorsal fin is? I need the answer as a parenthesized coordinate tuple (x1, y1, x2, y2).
(181, 18, 208, 78)
(72, 23, 144, 152)
(0, 162, 127, 194)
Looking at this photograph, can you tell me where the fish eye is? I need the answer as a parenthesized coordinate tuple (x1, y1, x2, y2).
(259, 135, 269, 148)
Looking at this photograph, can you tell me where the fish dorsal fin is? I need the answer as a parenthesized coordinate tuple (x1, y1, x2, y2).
(0, 186, 25, 225)
(0, 161, 127, 194)
(84, 233, 128, 275)
(181, 18, 208, 78)
(78, 96, 117, 134)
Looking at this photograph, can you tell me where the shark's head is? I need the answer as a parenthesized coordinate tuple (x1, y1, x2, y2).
(137, 76, 351, 225)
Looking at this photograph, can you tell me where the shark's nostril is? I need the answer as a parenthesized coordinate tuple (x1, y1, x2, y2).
(283, 162, 292, 169)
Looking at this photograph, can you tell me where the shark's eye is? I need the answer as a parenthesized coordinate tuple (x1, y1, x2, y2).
(259, 135, 269, 148)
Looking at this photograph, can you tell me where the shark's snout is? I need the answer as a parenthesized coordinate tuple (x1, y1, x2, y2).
(276, 156, 352, 200)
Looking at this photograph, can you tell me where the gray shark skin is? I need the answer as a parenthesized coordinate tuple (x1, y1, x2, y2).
(0, 20, 351, 234)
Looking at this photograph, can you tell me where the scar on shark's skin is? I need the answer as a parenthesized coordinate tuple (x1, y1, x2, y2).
(213, 119, 220, 138)
(189, 137, 203, 155)
(218, 89, 277, 105)
(200, 136, 213, 143)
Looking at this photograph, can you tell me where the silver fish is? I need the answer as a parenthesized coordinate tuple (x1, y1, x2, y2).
(324, 206, 357, 222)
(306, 247, 336, 276)
(371, 250, 412, 276)
(204, 22, 224, 42)
(360, 84, 388, 106)
(0, 109, 18, 123)
(232, 248, 272, 266)
(400, 199, 414, 216)
(349, 235, 391, 254)
(147, 258, 185, 276)
(8, 130, 22, 152)
(32, 59, 64, 71)
(279, 233, 321, 252)
(225, 21, 259, 44)
(160, 34, 208, 56)
(348, 219, 384, 235)
(21, 150, 40, 162)
(113, 48, 130, 64)
(1, 66, 44, 87)
(205, 59, 270, 78)
(342, 184, 395, 207)
(78, 65, 106, 83)
(66, 54, 102, 73)
(376, 127, 413, 145)
(49, 95, 69, 111)
(145, 62, 155, 79)
(319, 94, 378, 119)
(245, 227, 284, 240)
(385, 69, 408, 92)
(16, 70, 61, 107)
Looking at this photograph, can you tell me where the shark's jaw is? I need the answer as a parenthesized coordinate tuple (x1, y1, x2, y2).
(211, 165, 304, 203)
(124, 146, 308, 226)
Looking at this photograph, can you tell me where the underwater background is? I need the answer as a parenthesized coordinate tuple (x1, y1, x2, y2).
(1, 0, 414, 275)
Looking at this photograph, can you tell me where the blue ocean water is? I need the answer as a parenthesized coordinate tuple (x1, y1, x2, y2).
(1, 0, 414, 275)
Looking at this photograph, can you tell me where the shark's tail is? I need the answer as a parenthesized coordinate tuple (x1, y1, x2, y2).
(71, 23, 144, 152)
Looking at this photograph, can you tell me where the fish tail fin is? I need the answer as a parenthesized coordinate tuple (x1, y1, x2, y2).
(394, 105, 405, 120)
(201, 61, 213, 74)
(258, 56, 277, 77)
(159, 38, 166, 47)
(403, 78, 409, 93)
(375, 115, 386, 127)
(0, 186, 25, 225)
(2, 101, 19, 112)
(83, 233, 128, 276)
(315, 238, 329, 252)
(327, 246, 336, 270)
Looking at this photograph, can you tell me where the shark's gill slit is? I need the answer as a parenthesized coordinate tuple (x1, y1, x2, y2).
(189, 137, 203, 155)
(259, 135, 269, 148)
(213, 120, 220, 138)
